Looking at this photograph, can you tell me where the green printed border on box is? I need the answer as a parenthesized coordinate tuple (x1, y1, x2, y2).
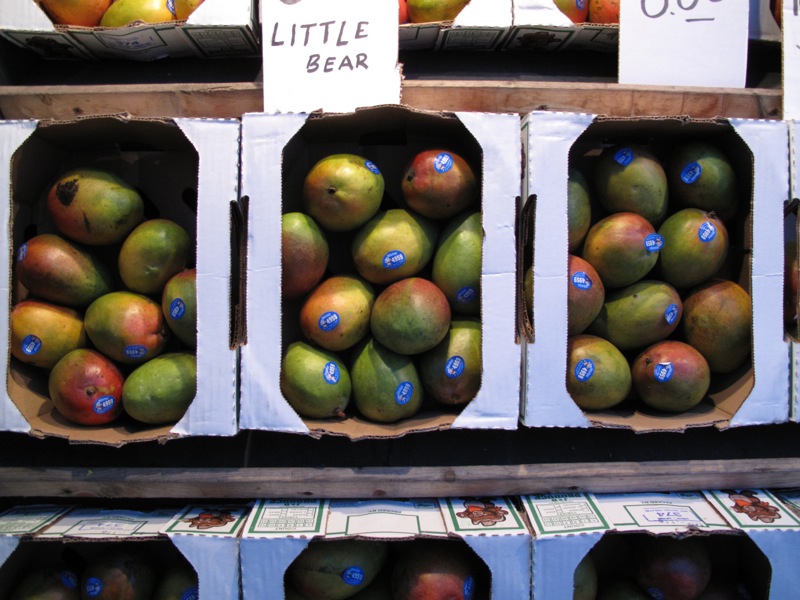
(246, 500, 327, 536)
(524, 493, 609, 535)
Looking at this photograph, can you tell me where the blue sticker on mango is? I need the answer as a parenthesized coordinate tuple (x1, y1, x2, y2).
(613, 148, 634, 166)
(654, 362, 674, 383)
(698, 221, 717, 243)
(395, 382, 414, 405)
(681, 162, 702, 184)
(575, 359, 595, 382)
(124, 345, 148, 359)
(167, 0, 176, 17)
(94, 395, 116, 415)
(383, 250, 406, 269)
(85, 577, 103, 598)
(446, 356, 465, 378)
(318, 311, 340, 331)
(170, 298, 186, 319)
(434, 152, 454, 173)
(342, 566, 365, 586)
(644, 234, 664, 253)
(464, 576, 475, 600)
(365, 160, 381, 175)
(181, 587, 199, 600)
(664, 304, 679, 325)
(457, 287, 477, 304)
(21, 335, 42, 356)
(16, 244, 26, 262)
(323, 362, 340, 385)
(572, 272, 593, 290)
(60, 571, 78, 590)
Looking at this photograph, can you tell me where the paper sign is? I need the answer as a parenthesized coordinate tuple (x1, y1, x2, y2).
(619, 0, 749, 88)
(783, 1, 800, 119)
(261, 0, 401, 113)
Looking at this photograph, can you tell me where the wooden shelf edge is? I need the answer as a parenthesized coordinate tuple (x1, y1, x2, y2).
(0, 81, 783, 121)
(1, 459, 799, 499)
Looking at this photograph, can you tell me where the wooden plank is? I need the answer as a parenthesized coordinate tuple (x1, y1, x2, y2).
(1, 459, 799, 499)
(0, 81, 783, 121)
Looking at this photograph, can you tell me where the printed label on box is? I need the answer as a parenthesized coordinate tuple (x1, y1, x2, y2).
(325, 500, 447, 538)
(163, 505, 250, 536)
(38, 509, 175, 539)
(244, 500, 328, 537)
(442, 497, 527, 534)
(705, 489, 800, 529)
(592, 492, 729, 532)
(0, 505, 72, 535)
(523, 494, 609, 535)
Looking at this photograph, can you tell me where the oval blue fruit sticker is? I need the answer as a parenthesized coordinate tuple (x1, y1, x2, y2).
(446, 356, 465, 378)
(85, 577, 103, 598)
(342, 566, 365, 586)
(181, 587, 199, 600)
(318, 311, 340, 331)
(383, 250, 406, 269)
(698, 221, 717, 243)
(124, 345, 148, 359)
(94, 395, 117, 415)
(16, 243, 26, 263)
(614, 147, 634, 166)
(170, 298, 186, 319)
(61, 570, 78, 590)
(576, 0, 586, 9)
(457, 287, 477, 304)
(572, 271, 593, 290)
(575, 359, 595, 382)
(395, 381, 414, 405)
(21, 335, 41, 356)
(323, 362, 340, 385)
(681, 161, 702, 184)
(365, 160, 381, 175)
(654, 362, 674, 383)
(434, 152, 454, 173)
(664, 303, 679, 325)
(464, 576, 475, 600)
(644, 233, 664, 253)
(167, 0, 176, 17)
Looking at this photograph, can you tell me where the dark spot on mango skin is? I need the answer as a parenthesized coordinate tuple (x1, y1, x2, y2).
(83, 213, 92, 233)
(56, 178, 79, 207)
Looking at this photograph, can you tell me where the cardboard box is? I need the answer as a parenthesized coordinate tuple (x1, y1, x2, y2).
(522, 491, 774, 600)
(239, 105, 520, 439)
(400, 0, 513, 51)
(789, 120, 800, 421)
(520, 111, 791, 431)
(240, 497, 531, 599)
(0, 115, 240, 444)
(0, 0, 258, 61)
(750, 0, 782, 42)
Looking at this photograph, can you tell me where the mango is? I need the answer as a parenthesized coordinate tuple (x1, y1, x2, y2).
(631, 340, 711, 413)
(46, 167, 144, 246)
(597, 579, 651, 599)
(352, 208, 439, 285)
(351, 337, 424, 423)
(282, 212, 329, 300)
(10, 565, 79, 600)
(84, 291, 170, 365)
(574, 553, 599, 600)
(10, 300, 86, 370)
(666, 140, 739, 221)
(593, 144, 669, 225)
(587, 280, 682, 352)
(153, 562, 198, 600)
(635, 536, 711, 600)
(122, 351, 196, 425)
(99, 0, 176, 26)
(299, 275, 375, 352)
(657, 208, 729, 290)
(401, 149, 478, 219)
(406, 0, 470, 22)
(174, 0, 204, 20)
(39, 0, 112, 26)
(162, 268, 196, 348)
(581, 212, 661, 289)
(288, 539, 389, 600)
(786, 240, 798, 327)
(370, 277, 451, 355)
(280, 341, 351, 419)
(419, 317, 481, 406)
(302, 154, 385, 232)
(568, 167, 593, 253)
(568, 254, 605, 336)
(432, 210, 481, 315)
(567, 334, 632, 410)
(391, 540, 480, 600)
(680, 279, 752, 374)
(118, 218, 192, 296)
(81, 548, 156, 600)
(15, 233, 114, 308)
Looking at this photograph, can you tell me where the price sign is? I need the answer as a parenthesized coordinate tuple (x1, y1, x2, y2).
(784, 1, 800, 119)
(619, 0, 749, 88)
(261, 0, 401, 113)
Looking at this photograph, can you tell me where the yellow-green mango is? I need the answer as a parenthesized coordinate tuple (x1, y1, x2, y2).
(419, 317, 481, 406)
(432, 210, 481, 315)
(10, 299, 86, 370)
(122, 351, 196, 425)
(119, 218, 192, 296)
(280, 341, 351, 419)
(162, 268, 196, 348)
(567, 334, 631, 411)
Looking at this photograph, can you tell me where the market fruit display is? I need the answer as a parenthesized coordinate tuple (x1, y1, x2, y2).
(281, 147, 483, 425)
(11, 166, 198, 429)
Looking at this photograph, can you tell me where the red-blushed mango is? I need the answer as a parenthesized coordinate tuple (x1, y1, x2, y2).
(15, 233, 114, 308)
(680, 279, 752, 374)
(99, 0, 176, 26)
(593, 144, 668, 224)
(39, 0, 112, 26)
(118, 218, 191, 296)
(302, 154, 385, 232)
(299, 275, 375, 352)
(280, 341, 351, 419)
(370, 277, 451, 355)
(162, 268, 196, 348)
(84, 291, 170, 365)
(631, 340, 711, 413)
(635, 536, 712, 600)
(122, 352, 196, 425)
(48, 348, 124, 426)
(153, 562, 198, 600)
(80, 548, 156, 600)
(581, 212, 662, 289)
(432, 210, 481, 315)
(401, 149, 478, 220)
(282, 212, 329, 300)
(568, 254, 605, 336)
(568, 167, 592, 253)
(9, 564, 80, 600)
(405, 0, 470, 22)
(554, 0, 589, 23)
(657, 208, 729, 290)
(786, 240, 798, 327)
(588, 0, 620, 23)
(46, 168, 144, 246)
(419, 317, 481, 406)
(10, 299, 86, 370)
(351, 337, 423, 423)
(567, 334, 631, 410)
(391, 540, 481, 600)
(352, 208, 439, 285)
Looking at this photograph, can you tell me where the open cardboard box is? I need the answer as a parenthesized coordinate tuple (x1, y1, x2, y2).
(519, 111, 791, 432)
(0, 0, 258, 60)
(0, 504, 249, 598)
(240, 497, 531, 599)
(788, 120, 800, 421)
(0, 115, 240, 445)
(523, 491, 777, 600)
(239, 104, 521, 440)
(400, 0, 513, 50)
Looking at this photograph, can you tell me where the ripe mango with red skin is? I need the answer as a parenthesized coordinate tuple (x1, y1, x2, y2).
(10, 299, 86, 370)
(391, 540, 481, 600)
(299, 275, 375, 352)
(401, 149, 478, 220)
(81, 548, 156, 600)
(631, 340, 710, 413)
(282, 212, 329, 300)
(419, 317, 481, 406)
(568, 254, 605, 336)
(635, 536, 711, 600)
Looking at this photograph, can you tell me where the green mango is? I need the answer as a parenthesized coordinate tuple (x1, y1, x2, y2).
(122, 351, 196, 425)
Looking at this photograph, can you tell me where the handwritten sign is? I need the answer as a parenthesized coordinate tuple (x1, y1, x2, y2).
(619, 0, 749, 88)
(261, 0, 401, 113)
(783, 1, 800, 119)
